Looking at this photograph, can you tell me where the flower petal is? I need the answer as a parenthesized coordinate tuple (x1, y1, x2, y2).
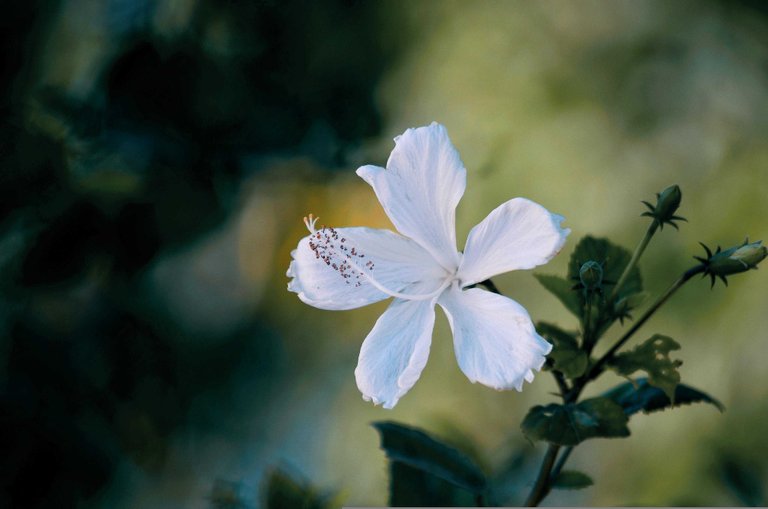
(357, 122, 466, 271)
(355, 297, 436, 408)
(438, 286, 552, 391)
(458, 198, 570, 287)
(287, 226, 445, 310)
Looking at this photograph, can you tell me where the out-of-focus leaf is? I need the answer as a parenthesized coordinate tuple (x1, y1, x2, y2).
(20, 200, 111, 286)
(373, 421, 486, 494)
(521, 397, 630, 446)
(717, 455, 766, 507)
(603, 377, 725, 416)
(389, 462, 478, 507)
(429, 418, 488, 471)
(538, 322, 587, 379)
(534, 274, 581, 317)
(608, 335, 682, 401)
(263, 468, 330, 509)
(209, 479, 247, 509)
(551, 470, 594, 490)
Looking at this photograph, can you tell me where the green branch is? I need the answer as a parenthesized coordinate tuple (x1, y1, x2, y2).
(579, 264, 705, 387)
(609, 220, 658, 302)
(524, 444, 560, 507)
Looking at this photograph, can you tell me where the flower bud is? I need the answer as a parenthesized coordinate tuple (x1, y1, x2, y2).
(641, 185, 685, 229)
(579, 260, 603, 290)
(657, 185, 682, 217)
(733, 241, 768, 267)
(696, 239, 766, 287)
(708, 240, 767, 275)
(612, 291, 648, 324)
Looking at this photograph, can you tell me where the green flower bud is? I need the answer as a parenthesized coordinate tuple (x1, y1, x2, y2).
(733, 241, 768, 267)
(579, 260, 603, 290)
(709, 241, 767, 274)
(695, 239, 766, 287)
(641, 185, 686, 229)
(612, 291, 648, 325)
(657, 185, 682, 218)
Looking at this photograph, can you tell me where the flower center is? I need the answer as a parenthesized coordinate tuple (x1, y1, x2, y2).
(303, 214, 451, 301)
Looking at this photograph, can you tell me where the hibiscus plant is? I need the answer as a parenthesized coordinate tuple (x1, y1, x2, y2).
(285, 123, 766, 507)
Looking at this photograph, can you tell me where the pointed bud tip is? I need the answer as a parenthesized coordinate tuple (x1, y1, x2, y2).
(700, 239, 766, 283)
(641, 185, 684, 228)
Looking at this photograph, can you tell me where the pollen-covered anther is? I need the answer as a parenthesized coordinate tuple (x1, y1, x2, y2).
(305, 222, 373, 286)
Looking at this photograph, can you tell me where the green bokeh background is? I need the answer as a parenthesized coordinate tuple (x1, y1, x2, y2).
(1, 1, 766, 507)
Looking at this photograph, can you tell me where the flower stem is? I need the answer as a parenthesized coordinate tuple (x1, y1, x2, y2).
(525, 439, 576, 506)
(551, 446, 574, 479)
(582, 293, 595, 353)
(524, 444, 560, 507)
(552, 370, 570, 399)
(609, 220, 658, 302)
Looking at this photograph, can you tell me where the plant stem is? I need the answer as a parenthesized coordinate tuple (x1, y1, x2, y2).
(528, 445, 575, 506)
(550, 446, 574, 479)
(525, 265, 706, 506)
(609, 220, 658, 302)
(552, 371, 570, 399)
(523, 264, 705, 508)
(580, 264, 705, 387)
(524, 444, 560, 507)
(582, 293, 595, 354)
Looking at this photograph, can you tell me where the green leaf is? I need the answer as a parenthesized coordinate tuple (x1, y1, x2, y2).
(520, 397, 630, 446)
(373, 421, 486, 494)
(551, 470, 594, 490)
(210, 480, 248, 509)
(568, 236, 641, 296)
(717, 455, 766, 506)
(389, 462, 479, 507)
(608, 334, 682, 401)
(538, 237, 644, 331)
(263, 469, 331, 509)
(537, 322, 587, 378)
(603, 377, 725, 416)
(568, 236, 643, 328)
(534, 274, 582, 318)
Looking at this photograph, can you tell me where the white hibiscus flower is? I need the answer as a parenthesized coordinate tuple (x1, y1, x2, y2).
(287, 122, 570, 408)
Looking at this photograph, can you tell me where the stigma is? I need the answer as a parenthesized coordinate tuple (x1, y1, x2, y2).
(303, 213, 320, 233)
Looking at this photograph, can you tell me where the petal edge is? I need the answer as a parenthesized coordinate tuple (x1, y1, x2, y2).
(458, 198, 570, 287)
(439, 286, 551, 391)
(355, 297, 437, 408)
(356, 123, 466, 271)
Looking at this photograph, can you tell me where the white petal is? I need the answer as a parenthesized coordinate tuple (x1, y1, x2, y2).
(438, 286, 552, 391)
(458, 198, 570, 287)
(355, 297, 436, 408)
(357, 122, 466, 271)
(287, 226, 446, 310)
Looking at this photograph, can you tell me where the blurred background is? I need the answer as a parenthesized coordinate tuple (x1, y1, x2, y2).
(1, 0, 767, 507)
